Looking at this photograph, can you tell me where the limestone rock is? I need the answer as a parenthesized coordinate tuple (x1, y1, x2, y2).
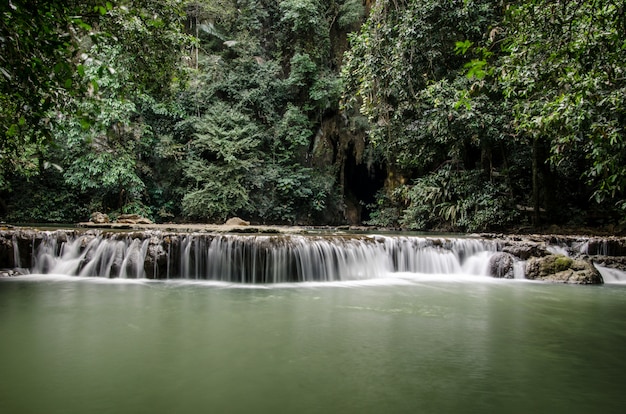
(525, 254, 603, 284)
(488, 252, 515, 279)
(585, 237, 626, 256)
(116, 214, 153, 225)
(588, 255, 626, 272)
(502, 242, 549, 260)
(90, 212, 110, 224)
(225, 217, 250, 226)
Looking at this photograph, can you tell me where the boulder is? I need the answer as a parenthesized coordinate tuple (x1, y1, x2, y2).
(90, 212, 110, 224)
(225, 217, 250, 226)
(588, 255, 626, 272)
(144, 236, 168, 279)
(502, 242, 549, 260)
(115, 214, 153, 225)
(525, 254, 603, 284)
(488, 252, 515, 279)
(585, 238, 626, 256)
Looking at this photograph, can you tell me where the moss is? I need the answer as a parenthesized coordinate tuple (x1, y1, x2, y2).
(536, 255, 573, 276)
(553, 255, 573, 272)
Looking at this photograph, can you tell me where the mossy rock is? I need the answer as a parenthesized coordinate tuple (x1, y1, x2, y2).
(553, 256, 573, 272)
(525, 254, 602, 284)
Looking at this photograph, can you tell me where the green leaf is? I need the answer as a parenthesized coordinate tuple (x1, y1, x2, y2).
(73, 18, 92, 31)
(79, 118, 91, 130)
(7, 124, 19, 137)
(454, 40, 473, 55)
(464, 59, 487, 79)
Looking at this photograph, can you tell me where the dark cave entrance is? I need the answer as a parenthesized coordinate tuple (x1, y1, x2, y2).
(343, 147, 386, 224)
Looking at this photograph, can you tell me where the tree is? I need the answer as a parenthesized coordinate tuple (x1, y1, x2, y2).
(181, 103, 262, 220)
(0, 0, 99, 187)
(163, 0, 341, 223)
(342, 0, 517, 230)
(0, 0, 189, 194)
(497, 0, 626, 219)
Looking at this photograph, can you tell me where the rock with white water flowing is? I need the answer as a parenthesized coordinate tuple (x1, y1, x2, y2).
(0, 230, 502, 282)
(488, 252, 515, 279)
(1, 229, 623, 284)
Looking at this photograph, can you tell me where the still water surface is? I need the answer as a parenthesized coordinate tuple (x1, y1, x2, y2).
(1, 275, 625, 414)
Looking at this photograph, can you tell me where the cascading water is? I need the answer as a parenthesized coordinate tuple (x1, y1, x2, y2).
(20, 231, 503, 283)
(543, 239, 626, 283)
(595, 265, 626, 283)
(11, 234, 21, 269)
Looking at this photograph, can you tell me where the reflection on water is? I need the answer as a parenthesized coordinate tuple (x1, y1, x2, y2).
(1, 276, 625, 414)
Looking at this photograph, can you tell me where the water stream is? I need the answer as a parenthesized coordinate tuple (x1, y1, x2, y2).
(2, 231, 626, 412)
(0, 276, 625, 413)
(14, 231, 625, 284)
(30, 233, 504, 282)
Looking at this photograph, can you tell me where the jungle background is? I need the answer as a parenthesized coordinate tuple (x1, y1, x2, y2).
(1, 0, 625, 232)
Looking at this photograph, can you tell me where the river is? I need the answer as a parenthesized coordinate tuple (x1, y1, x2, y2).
(1, 275, 625, 413)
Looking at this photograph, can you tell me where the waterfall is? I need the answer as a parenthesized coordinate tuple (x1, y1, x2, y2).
(595, 265, 626, 283)
(15, 232, 502, 283)
(11, 234, 21, 268)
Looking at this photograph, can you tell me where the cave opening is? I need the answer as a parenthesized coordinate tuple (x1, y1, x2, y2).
(343, 146, 386, 224)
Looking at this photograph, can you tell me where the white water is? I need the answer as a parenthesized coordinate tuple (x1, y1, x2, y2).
(25, 233, 503, 283)
(19, 231, 626, 284)
(545, 240, 626, 284)
(11, 234, 21, 268)
(595, 265, 626, 284)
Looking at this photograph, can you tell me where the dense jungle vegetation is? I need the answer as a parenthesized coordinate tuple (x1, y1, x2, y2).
(1, 0, 625, 232)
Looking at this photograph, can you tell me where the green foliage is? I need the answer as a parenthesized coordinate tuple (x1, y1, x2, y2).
(0, 0, 92, 187)
(345, 0, 626, 228)
(337, 0, 365, 28)
(164, 0, 341, 224)
(0, 0, 188, 189)
(342, 0, 505, 169)
(288, 53, 318, 88)
(98, 0, 190, 98)
(273, 104, 313, 161)
(251, 163, 334, 223)
(3, 169, 90, 223)
(399, 165, 519, 232)
(52, 42, 155, 216)
(9, 0, 624, 230)
(363, 190, 402, 228)
(181, 103, 262, 221)
(343, 0, 521, 230)
(497, 0, 626, 209)
(279, 0, 330, 60)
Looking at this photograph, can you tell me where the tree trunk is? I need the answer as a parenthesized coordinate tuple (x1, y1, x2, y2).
(532, 137, 540, 227)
